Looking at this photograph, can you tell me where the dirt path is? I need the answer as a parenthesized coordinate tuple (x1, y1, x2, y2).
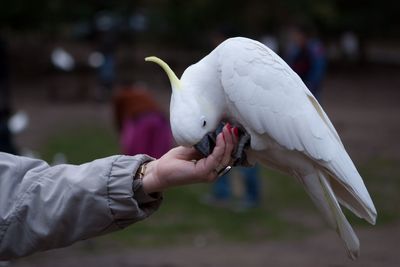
(10, 223, 399, 267)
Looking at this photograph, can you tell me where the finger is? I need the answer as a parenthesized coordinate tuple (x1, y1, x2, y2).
(220, 125, 234, 167)
(198, 133, 225, 174)
(165, 146, 202, 162)
(232, 126, 239, 145)
(223, 124, 234, 146)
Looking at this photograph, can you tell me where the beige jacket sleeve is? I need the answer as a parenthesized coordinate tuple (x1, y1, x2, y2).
(0, 152, 162, 260)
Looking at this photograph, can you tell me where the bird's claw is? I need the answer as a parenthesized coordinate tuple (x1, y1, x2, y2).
(232, 128, 251, 166)
(194, 122, 251, 167)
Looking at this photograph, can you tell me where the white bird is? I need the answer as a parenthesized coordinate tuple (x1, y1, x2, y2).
(145, 37, 377, 259)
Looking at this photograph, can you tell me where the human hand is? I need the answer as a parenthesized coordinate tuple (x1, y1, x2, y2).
(142, 124, 238, 193)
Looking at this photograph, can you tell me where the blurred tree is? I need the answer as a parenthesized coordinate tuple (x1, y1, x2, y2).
(0, 0, 398, 41)
(335, 1, 400, 39)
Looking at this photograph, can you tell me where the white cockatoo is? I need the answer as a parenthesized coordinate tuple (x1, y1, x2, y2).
(145, 37, 377, 259)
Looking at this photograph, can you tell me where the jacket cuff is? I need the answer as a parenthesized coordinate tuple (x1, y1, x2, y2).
(107, 155, 163, 229)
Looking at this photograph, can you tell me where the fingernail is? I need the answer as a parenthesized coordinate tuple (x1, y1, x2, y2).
(233, 127, 239, 137)
(226, 123, 231, 130)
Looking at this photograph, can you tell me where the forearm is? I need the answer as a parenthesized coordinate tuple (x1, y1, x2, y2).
(0, 153, 162, 260)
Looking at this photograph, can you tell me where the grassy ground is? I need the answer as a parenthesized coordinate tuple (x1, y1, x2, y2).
(40, 125, 120, 165)
(38, 126, 400, 248)
(358, 158, 400, 224)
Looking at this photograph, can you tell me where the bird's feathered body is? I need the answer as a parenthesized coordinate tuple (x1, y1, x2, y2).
(146, 37, 377, 259)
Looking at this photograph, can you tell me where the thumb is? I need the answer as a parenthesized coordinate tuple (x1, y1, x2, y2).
(169, 146, 203, 160)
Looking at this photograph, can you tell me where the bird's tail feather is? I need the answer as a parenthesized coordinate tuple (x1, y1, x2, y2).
(327, 154, 377, 225)
(328, 173, 376, 225)
(300, 170, 360, 260)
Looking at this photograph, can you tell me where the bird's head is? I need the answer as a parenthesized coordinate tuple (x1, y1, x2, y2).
(145, 56, 222, 147)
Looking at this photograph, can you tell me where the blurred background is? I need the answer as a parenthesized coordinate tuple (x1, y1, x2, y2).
(1, 0, 400, 266)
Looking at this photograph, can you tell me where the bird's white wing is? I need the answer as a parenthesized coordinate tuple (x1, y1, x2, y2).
(218, 37, 339, 160)
(217, 37, 376, 223)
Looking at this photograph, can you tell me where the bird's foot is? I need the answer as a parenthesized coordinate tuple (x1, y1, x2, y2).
(194, 122, 251, 166)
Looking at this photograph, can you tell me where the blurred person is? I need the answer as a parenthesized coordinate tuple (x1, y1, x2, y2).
(113, 83, 173, 158)
(285, 24, 327, 101)
(0, 35, 18, 154)
(0, 124, 238, 260)
(209, 166, 261, 210)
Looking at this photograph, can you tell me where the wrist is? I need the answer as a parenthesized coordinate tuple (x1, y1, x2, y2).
(141, 160, 162, 194)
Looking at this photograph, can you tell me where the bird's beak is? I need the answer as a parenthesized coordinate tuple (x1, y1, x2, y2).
(194, 123, 225, 157)
(145, 56, 181, 91)
(194, 135, 213, 157)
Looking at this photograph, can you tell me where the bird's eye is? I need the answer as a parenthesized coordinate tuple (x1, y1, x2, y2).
(200, 116, 207, 128)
